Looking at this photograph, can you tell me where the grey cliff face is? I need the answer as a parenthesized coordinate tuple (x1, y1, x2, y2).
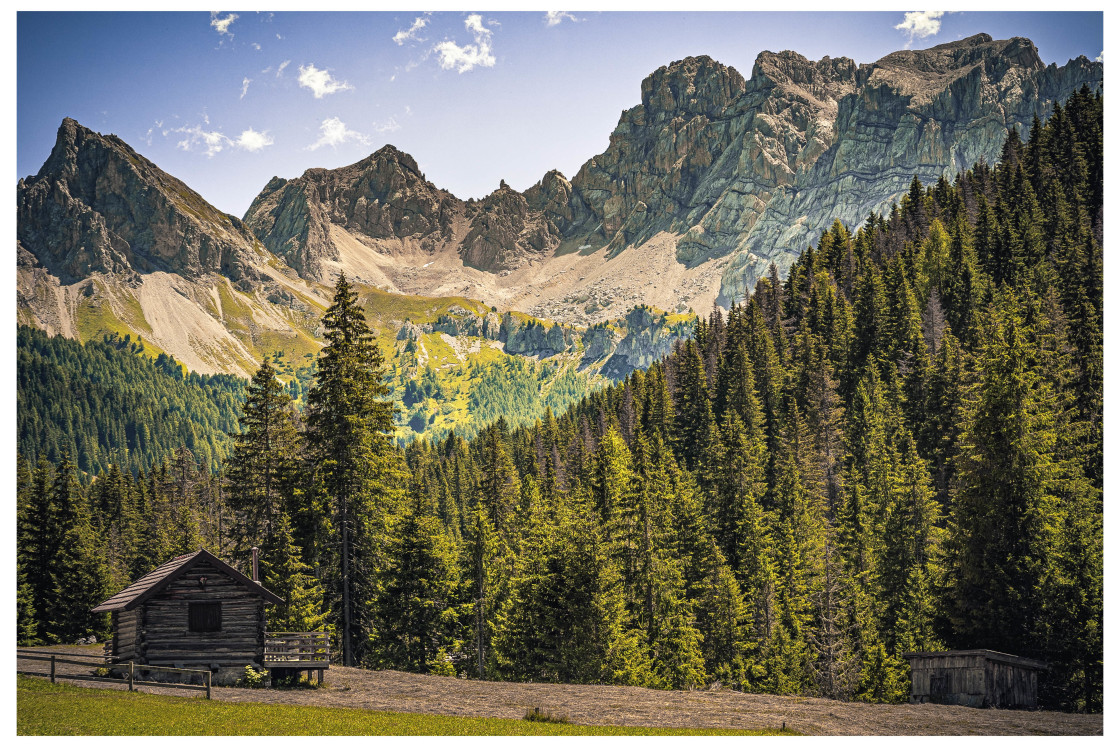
(557, 34, 1102, 304)
(244, 152, 563, 278)
(17, 118, 260, 285)
(243, 145, 463, 279)
(460, 181, 561, 272)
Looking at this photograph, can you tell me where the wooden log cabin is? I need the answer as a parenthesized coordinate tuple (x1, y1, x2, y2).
(902, 649, 1049, 708)
(92, 548, 283, 685)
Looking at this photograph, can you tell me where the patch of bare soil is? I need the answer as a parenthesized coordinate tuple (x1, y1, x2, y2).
(17, 646, 1101, 735)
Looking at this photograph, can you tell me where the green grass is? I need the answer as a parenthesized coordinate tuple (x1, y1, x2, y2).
(17, 677, 793, 736)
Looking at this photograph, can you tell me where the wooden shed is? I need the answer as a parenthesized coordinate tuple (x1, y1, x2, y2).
(92, 548, 283, 684)
(902, 649, 1048, 708)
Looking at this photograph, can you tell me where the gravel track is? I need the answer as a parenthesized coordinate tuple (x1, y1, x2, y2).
(17, 646, 1103, 736)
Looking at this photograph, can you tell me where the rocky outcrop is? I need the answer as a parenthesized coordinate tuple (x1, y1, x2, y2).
(460, 181, 561, 272)
(601, 306, 694, 379)
(243, 145, 463, 279)
(17, 118, 261, 285)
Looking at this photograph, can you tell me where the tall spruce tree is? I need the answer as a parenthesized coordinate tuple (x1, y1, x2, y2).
(226, 357, 302, 568)
(305, 273, 400, 666)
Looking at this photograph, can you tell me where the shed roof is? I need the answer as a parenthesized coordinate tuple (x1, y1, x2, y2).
(902, 649, 1049, 670)
(92, 548, 283, 613)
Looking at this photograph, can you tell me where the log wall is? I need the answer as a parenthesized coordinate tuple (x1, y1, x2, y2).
(138, 559, 266, 670)
(113, 609, 141, 662)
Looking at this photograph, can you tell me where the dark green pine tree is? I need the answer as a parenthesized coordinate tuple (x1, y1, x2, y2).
(948, 293, 1062, 657)
(373, 490, 461, 673)
(47, 455, 111, 642)
(305, 273, 401, 666)
(261, 511, 329, 635)
(16, 454, 39, 644)
(18, 455, 54, 641)
(226, 357, 302, 568)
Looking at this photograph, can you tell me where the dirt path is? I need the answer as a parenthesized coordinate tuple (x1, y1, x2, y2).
(17, 646, 1102, 736)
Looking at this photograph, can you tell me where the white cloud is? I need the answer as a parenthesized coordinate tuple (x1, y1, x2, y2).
(169, 122, 274, 156)
(545, 11, 577, 27)
(434, 14, 496, 73)
(235, 128, 274, 152)
(308, 117, 370, 151)
(895, 11, 945, 44)
(210, 12, 238, 37)
(252, 42, 261, 51)
(1096, 50, 1104, 62)
(277, 60, 291, 77)
(465, 14, 487, 35)
(240, 77, 251, 100)
(373, 118, 401, 134)
(172, 124, 229, 158)
(394, 16, 428, 45)
(298, 63, 353, 98)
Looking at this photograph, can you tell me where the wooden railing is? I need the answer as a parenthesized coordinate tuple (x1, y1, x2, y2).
(263, 632, 330, 668)
(16, 649, 211, 698)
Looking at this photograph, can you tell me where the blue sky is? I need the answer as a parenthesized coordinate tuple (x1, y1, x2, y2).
(16, 10, 1104, 218)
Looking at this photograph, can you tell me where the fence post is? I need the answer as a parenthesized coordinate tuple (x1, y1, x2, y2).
(128, 661, 134, 692)
(50, 655, 55, 684)
(206, 670, 212, 700)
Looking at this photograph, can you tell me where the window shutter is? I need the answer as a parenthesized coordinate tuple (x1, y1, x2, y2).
(189, 602, 222, 632)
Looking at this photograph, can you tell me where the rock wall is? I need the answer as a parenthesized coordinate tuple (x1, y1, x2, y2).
(17, 118, 261, 285)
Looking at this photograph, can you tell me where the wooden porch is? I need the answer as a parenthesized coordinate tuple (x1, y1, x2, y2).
(263, 632, 330, 684)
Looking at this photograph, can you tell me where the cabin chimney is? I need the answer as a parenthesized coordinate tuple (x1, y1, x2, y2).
(251, 546, 259, 582)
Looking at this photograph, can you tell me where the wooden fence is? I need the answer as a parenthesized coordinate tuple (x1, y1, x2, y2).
(16, 649, 211, 699)
(263, 631, 330, 665)
(263, 632, 330, 684)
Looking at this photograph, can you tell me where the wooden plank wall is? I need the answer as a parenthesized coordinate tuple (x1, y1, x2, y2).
(140, 559, 265, 669)
(908, 654, 1039, 708)
(114, 609, 141, 662)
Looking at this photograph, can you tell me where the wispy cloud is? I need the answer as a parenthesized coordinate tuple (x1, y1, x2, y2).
(168, 121, 274, 157)
(251, 42, 261, 51)
(235, 128, 274, 152)
(895, 11, 945, 46)
(1096, 50, 1103, 62)
(545, 11, 578, 27)
(210, 12, 238, 38)
(277, 60, 291, 77)
(434, 14, 496, 73)
(394, 16, 428, 45)
(298, 63, 353, 98)
(308, 117, 370, 151)
(240, 77, 251, 100)
(373, 118, 401, 134)
(171, 124, 232, 157)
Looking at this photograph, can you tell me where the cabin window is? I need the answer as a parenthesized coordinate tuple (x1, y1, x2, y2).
(188, 601, 222, 632)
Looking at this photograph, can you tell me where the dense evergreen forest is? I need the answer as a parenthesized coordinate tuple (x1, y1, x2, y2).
(17, 327, 246, 475)
(16, 87, 1102, 712)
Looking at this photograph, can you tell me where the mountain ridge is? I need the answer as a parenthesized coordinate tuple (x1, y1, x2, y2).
(16, 34, 1102, 387)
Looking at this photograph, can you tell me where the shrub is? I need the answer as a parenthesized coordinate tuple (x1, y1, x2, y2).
(237, 665, 267, 689)
(523, 708, 569, 724)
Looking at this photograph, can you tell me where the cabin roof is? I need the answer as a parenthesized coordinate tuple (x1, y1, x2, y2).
(92, 548, 283, 612)
(902, 648, 1048, 670)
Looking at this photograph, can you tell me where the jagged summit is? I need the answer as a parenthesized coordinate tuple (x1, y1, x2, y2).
(639, 55, 746, 116)
(18, 117, 260, 284)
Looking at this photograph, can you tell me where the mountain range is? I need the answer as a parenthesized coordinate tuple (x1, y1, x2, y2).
(17, 33, 1102, 386)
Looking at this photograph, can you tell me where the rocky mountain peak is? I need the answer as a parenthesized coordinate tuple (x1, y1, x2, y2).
(751, 50, 859, 93)
(365, 143, 423, 176)
(19, 118, 260, 284)
(640, 55, 746, 118)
